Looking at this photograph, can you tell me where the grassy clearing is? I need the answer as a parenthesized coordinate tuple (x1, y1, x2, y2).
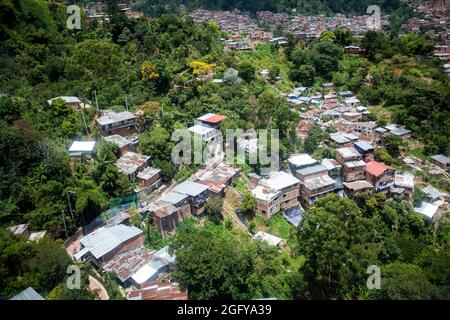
(250, 212, 294, 240)
(235, 44, 294, 91)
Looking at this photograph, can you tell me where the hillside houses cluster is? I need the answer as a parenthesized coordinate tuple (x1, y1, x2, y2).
(65, 112, 241, 299)
(189, 9, 389, 46)
(285, 86, 412, 147)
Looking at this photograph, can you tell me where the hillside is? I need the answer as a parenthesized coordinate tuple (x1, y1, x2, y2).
(138, 0, 404, 15)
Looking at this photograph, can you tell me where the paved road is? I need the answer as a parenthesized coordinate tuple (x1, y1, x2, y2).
(89, 275, 109, 300)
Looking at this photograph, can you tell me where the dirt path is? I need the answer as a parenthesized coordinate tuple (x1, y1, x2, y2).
(89, 275, 109, 300)
(223, 187, 248, 231)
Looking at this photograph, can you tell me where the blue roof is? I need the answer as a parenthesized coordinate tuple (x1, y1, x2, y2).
(354, 140, 374, 152)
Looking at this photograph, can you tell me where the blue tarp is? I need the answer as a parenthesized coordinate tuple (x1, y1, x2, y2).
(236, 209, 248, 227)
(284, 205, 303, 227)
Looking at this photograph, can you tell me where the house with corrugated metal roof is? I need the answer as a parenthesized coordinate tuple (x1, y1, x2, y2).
(171, 180, 209, 216)
(74, 224, 144, 264)
(10, 287, 45, 300)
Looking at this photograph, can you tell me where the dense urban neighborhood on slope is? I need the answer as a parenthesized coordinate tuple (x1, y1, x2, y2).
(0, 0, 449, 300)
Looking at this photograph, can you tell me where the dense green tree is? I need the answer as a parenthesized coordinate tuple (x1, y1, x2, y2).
(373, 262, 439, 299)
(383, 135, 402, 158)
(289, 64, 316, 86)
(296, 195, 378, 299)
(241, 190, 256, 217)
(304, 125, 326, 154)
(237, 62, 256, 82)
(0, 229, 71, 298)
(47, 266, 98, 300)
(361, 30, 396, 62)
(206, 196, 224, 223)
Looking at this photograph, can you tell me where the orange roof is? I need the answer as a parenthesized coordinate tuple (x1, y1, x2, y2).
(204, 114, 227, 123)
(128, 281, 188, 300)
(366, 160, 393, 177)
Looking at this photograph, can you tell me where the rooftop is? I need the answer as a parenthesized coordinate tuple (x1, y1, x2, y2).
(28, 231, 47, 242)
(193, 162, 240, 194)
(343, 180, 374, 191)
(47, 96, 81, 105)
(252, 185, 280, 202)
(147, 201, 179, 218)
(11, 287, 45, 300)
(288, 153, 317, 167)
(430, 154, 450, 165)
(260, 171, 300, 191)
(188, 124, 217, 136)
(394, 173, 415, 189)
(77, 224, 143, 260)
(102, 247, 155, 283)
(159, 191, 189, 205)
(69, 141, 96, 153)
(104, 134, 132, 148)
(336, 147, 361, 159)
(197, 113, 227, 124)
(296, 164, 328, 177)
(330, 132, 359, 144)
(153, 246, 176, 264)
(303, 175, 336, 190)
(97, 111, 136, 126)
(345, 159, 367, 168)
(375, 127, 388, 133)
(338, 90, 354, 97)
(137, 166, 161, 180)
(422, 185, 444, 200)
(366, 160, 393, 177)
(116, 152, 150, 175)
(128, 282, 187, 300)
(414, 202, 439, 219)
(131, 256, 169, 285)
(384, 124, 402, 131)
(321, 158, 342, 170)
(344, 97, 360, 104)
(172, 180, 209, 197)
(391, 128, 412, 136)
(252, 231, 283, 246)
(354, 140, 374, 152)
(7, 224, 29, 236)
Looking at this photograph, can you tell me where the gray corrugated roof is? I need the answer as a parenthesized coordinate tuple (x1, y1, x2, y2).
(154, 246, 176, 264)
(422, 185, 444, 200)
(11, 287, 45, 300)
(431, 154, 450, 165)
(80, 225, 143, 259)
(296, 164, 328, 176)
(172, 180, 209, 197)
(160, 191, 188, 205)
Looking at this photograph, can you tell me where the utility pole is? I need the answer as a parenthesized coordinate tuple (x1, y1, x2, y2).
(81, 107, 89, 135)
(125, 94, 129, 111)
(80, 209, 86, 236)
(61, 210, 69, 239)
(66, 191, 75, 219)
(94, 90, 99, 112)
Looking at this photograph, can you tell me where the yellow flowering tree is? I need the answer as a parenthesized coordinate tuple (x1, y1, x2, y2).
(141, 61, 159, 80)
(188, 60, 215, 77)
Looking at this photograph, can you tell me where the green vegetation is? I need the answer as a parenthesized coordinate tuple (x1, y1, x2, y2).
(0, 0, 448, 300)
(266, 213, 293, 240)
(169, 219, 296, 300)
